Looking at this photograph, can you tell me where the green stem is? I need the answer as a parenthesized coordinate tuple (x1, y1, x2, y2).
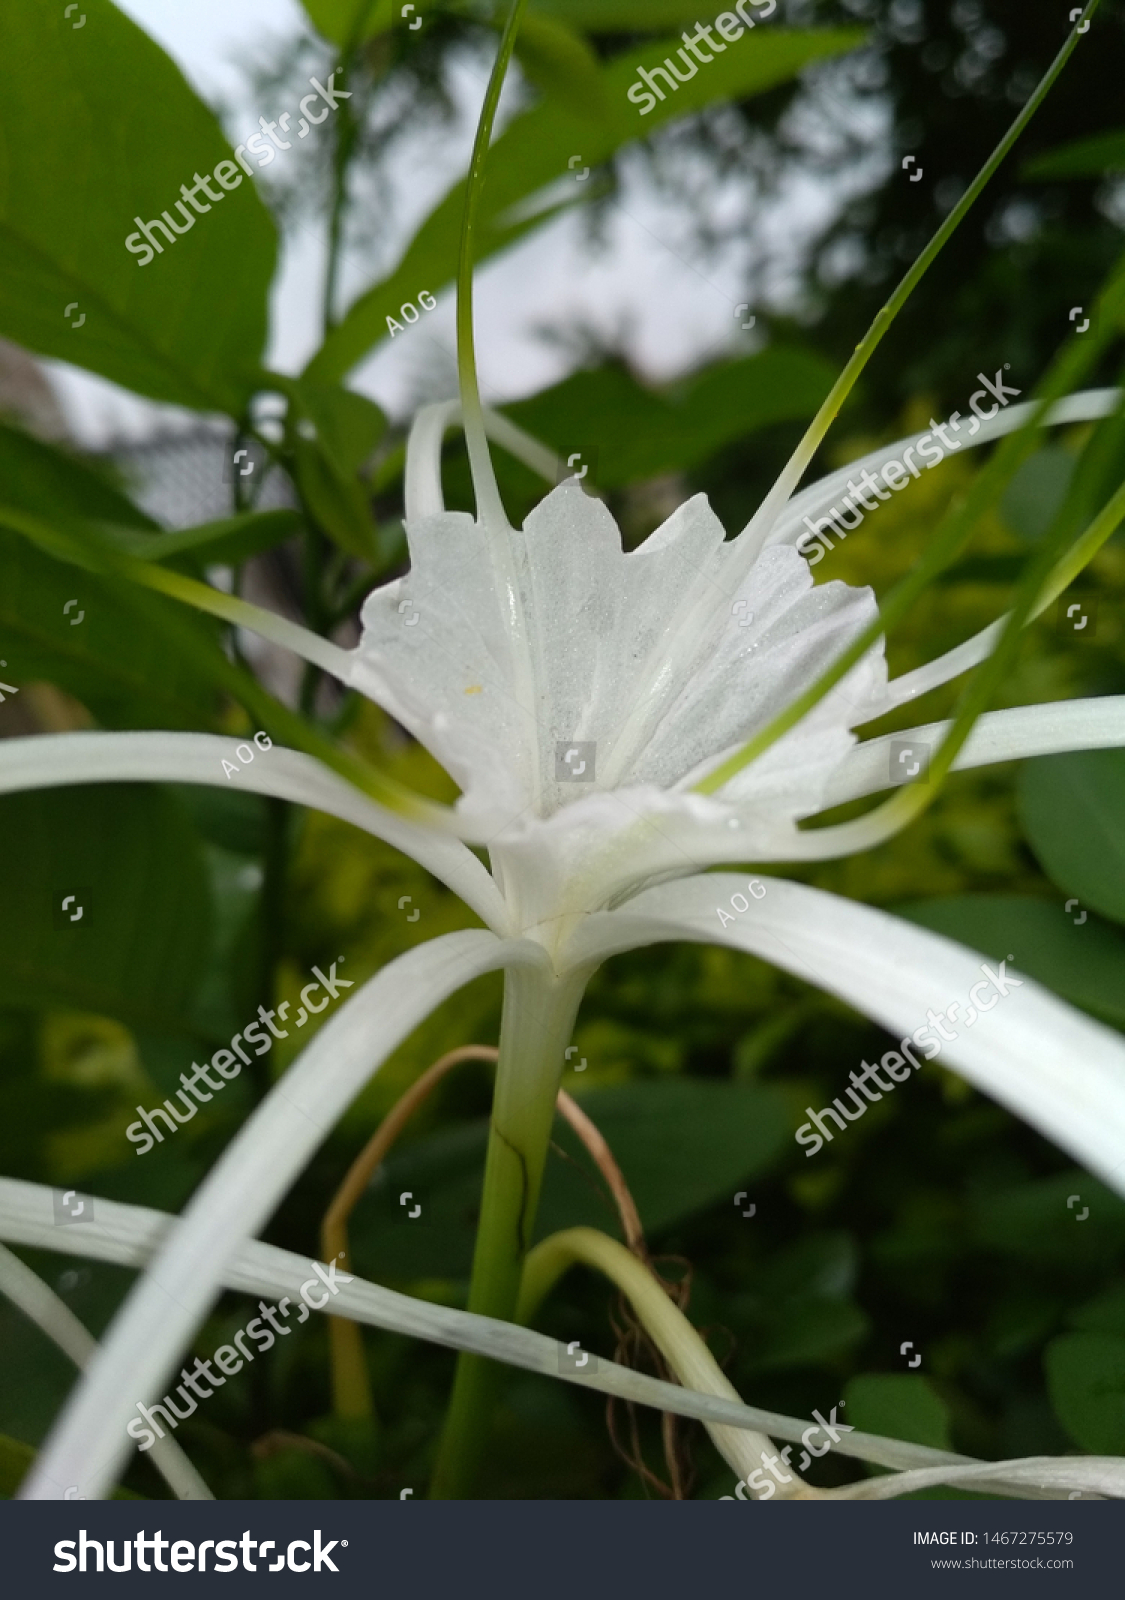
(456, 0, 530, 531)
(429, 962, 589, 1498)
(740, 0, 1101, 541)
(517, 1227, 781, 1487)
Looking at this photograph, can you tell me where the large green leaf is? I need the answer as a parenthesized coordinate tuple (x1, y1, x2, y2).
(0, 529, 223, 731)
(305, 28, 863, 383)
(1018, 752, 1125, 926)
(1045, 1333, 1125, 1454)
(0, 423, 157, 534)
(0, 785, 213, 1034)
(502, 348, 836, 488)
(348, 1079, 789, 1281)
(896, 895, 1125, 1029)
(842, 1373, 953, 1451)
(0, 1, 276, 412)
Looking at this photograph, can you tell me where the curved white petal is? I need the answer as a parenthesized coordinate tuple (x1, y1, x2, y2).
(873, 619, 1006, 714)
(757, 388, 1121, 558)
(0, 1243, 211, 1501)
(825, 1455, 1120, 1501)
(822, 697, 1125, 810)
(405, 400, 559, 522)
(567, 876, 1125, 1196)
(5, 1178, 1098, 1500)
(21, 931, 544, 1500)
(0, 732, 510, 934)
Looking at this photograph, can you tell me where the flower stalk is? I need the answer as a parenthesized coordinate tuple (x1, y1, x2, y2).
(429, 960, 590, 1497)
(517, 1227, 796, 1492)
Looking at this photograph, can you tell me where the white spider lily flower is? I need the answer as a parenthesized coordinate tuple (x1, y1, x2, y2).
(348, 419, 887, 942)
(11, 387, 1125, 1503)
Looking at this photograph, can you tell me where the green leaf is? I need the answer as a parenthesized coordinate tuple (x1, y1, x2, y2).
(972, 1173, 1125, 1266)
(0, 1, 276, 412)
(842, 1374, 953, 1451)
(0, 529, 224, 731)
(0, 1433, 35, 1499)
(1023, 131, 1125, 181)
(1000, 447, 1076, 543)
(0, 423, 156, 534)
(1045, 1333, 1125, 1454)
(0, 785, 213, 1034)
(291, 437, 380, 561)
(125, 510, 305, 573)
(1018, 752, 1125, 926)
(502, 348, 836, 488)
(514, 17, 613, 122)
(300, 0, 393, 47)
(895, 896, 1125, 1029)
(292, 383, 387, 479)
(305, 28, 863, 383)
(1068, 1283, 1125, 1337)
(730, 1232, 868, 1373)
(348, 1079, 789, 1281)
(544, 1078, 790, 1235)
(535, 0, 744, 27)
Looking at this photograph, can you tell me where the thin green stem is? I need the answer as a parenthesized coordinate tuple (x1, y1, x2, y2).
(824, 467, 1125, 850)
(517, 1227, 783, 1487)
(698, 242, 1125, 797)
(741, 0, 1101, 543)
(429, 962, 590, 1498)
(456, 0, 530, 531)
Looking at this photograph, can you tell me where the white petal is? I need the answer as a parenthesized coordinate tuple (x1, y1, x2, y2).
(0, 732, 510, 933)
(20, 931, 541, 1500)
(0, 1242, 211, 1501)
(756, 388, 1121, 558)
(826, 1456, 1122, 1501)
(351, 482, 886, 919)
(567, 875, 1125, 1196)
(5, 1177, 1086, 1498)
(822, 697, 1125, 810)
(405, 400, 559, 522)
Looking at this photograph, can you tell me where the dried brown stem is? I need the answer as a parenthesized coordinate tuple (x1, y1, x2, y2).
(322, 1046, 498, 1418)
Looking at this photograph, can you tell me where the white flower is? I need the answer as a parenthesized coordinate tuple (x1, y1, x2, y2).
(348, 459, 886, 941)
(7, 393, 1125, 1503)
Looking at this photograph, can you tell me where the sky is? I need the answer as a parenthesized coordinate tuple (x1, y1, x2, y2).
(45, 0, 876, 449)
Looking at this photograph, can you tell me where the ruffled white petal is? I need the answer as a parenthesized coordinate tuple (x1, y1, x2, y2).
(349, 481, 886, 930)
(567, 875, 1125, 1197)
(21, 931, 543, 1500)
